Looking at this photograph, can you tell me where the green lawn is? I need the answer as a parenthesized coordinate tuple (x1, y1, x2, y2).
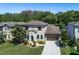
(60, 46, 78, 55)
(0, 42, 44, 55)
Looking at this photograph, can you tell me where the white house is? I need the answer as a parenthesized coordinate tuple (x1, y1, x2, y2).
(67, 22, 79, 40)
(0, 20, 61, 41)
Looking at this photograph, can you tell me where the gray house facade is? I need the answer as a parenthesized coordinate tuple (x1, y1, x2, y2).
(67, 22, 79, 40)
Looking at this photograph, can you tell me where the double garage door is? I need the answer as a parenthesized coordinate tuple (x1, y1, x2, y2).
(46, 34, 60, 41)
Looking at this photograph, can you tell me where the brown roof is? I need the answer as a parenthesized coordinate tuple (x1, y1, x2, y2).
(26, 20, 48, 26)
(45, 25, 61, 35)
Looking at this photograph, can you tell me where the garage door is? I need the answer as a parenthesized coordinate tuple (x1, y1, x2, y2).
(46, 35, 59, 41)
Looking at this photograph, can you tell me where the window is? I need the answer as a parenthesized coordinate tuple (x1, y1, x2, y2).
(40, 35, 43, 39)
(26, 26, 28, 30)
(37, 35, 39, 39)
(8, 35, 10, 39)
(38, 27, 41, 31)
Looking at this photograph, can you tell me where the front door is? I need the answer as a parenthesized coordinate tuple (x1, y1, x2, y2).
(31, 35, 34, 41)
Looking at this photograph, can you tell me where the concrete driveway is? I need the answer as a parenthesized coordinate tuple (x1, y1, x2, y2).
(42, 41, 61, 55)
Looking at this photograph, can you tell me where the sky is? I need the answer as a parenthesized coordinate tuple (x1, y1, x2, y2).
(0, 3, 79, 14)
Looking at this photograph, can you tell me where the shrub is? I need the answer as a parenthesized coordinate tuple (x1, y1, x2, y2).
(77, 46, 79, 52)
(37, 40, 46, 44)
(69, 53, 79, 55)
(32, 43, 36, 47)
(0, 33, 5, 44)
(59, 41, 66, 47)
(23, 40, 28, 45)
(32, 44, 36, 47)
(12, 38, 23, 45)
(29, 42, 33, 46)
(0, 39, 5, 44)
(68, 40, 76, 47)
(33, 41, 37, 44)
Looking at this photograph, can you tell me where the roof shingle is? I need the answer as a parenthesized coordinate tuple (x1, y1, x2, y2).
(26, 20, 48, 26)
(45, 25, 61, 35)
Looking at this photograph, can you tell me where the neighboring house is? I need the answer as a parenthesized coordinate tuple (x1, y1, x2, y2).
(0, 20, 61, 41)
(67, 22, 79, 40)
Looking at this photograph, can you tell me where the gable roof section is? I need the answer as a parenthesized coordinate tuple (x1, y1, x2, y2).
(45, 25, 61, 35)
(26, 20, 48, 26)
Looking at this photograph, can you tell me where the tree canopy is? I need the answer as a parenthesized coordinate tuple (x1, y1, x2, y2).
(0, 10, 79, 29)
(11, 25, 26, 44)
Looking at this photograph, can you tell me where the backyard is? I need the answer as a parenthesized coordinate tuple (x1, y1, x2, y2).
(0, 42, 44, 55)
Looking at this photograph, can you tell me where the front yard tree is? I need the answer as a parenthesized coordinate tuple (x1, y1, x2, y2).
(11, 25, 26, 44)
(0, 32, 5, 44)
(59, 30, 69, 47)
(68, 40, 76, 47)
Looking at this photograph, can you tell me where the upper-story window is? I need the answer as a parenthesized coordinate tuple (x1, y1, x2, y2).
(38, 27, 42, 31)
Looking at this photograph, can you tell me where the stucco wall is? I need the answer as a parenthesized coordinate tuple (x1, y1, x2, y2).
(28, 26, 47, 41)
(1, 25, 47, 41)
(2, 25, 14, 40)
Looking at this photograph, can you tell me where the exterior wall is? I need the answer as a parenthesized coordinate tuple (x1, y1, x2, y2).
(28, 26, 47, 41)
(2, 26, 10, 32)
(0, 24, 47, 41)
(67, 24, 79, 40)
(74, 27, 79, 39)
(0, 23, 60, 41)
(67, 24, 74, 39)
(2, 26, 13, 40)
(1, 25, 26, 41)
(29, 31, 37, 41)
(5, 32, 13, 41)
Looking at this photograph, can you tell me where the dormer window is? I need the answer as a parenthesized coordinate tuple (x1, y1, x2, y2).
(38, 27, 41, 31)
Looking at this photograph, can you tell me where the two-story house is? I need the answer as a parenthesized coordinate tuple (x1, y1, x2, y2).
(0, 20, 61, 41)
(67, 22, 79, 40)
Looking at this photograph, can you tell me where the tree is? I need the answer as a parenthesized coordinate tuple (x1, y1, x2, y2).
(0, 32, 5, 44)
(41, 14, 56, 24)
(59, 30, 69, 47)
(68, 40, 76, 47)
(61, 30, 69, 43)
(11, 25, 26, 44)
